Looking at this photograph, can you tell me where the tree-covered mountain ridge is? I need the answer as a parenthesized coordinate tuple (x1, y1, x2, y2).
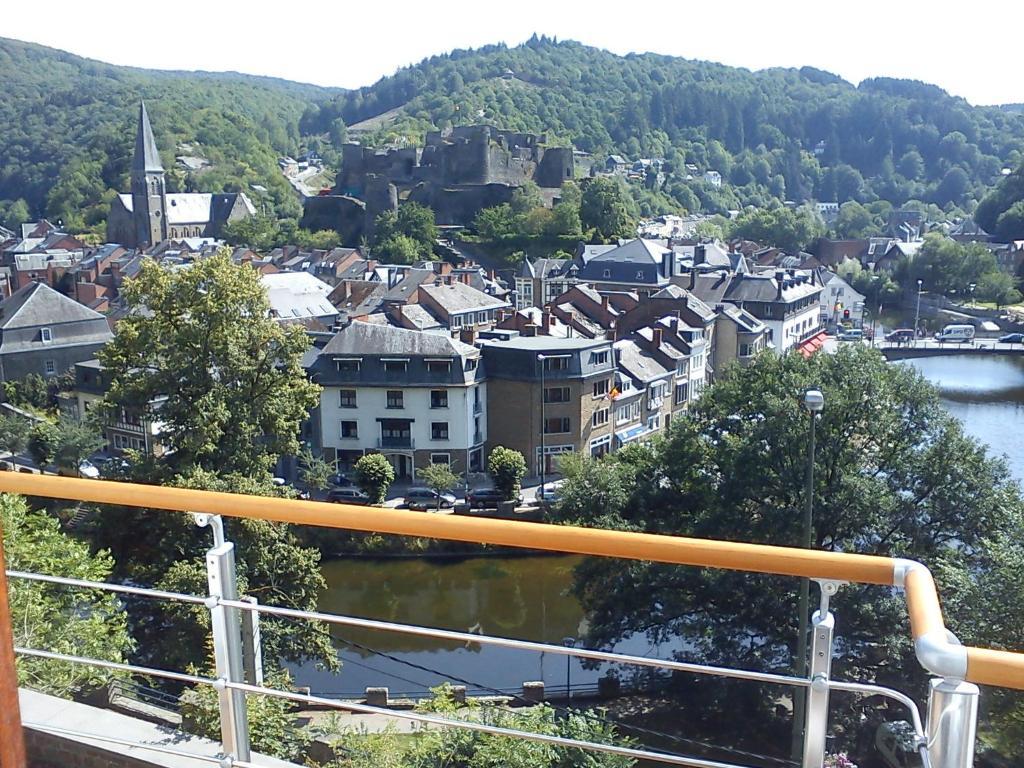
(3, 34, 1024, 235)
(304, 36, 1024, 215)
(0, 36, 340, 234)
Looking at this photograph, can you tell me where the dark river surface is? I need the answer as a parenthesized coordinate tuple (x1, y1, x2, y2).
(291, 354, 1023, 697)
(901, 354, 1024, 483)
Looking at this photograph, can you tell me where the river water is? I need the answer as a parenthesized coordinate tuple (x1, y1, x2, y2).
(292, 354, 1024, 696)
(900, 354, 1024, 483)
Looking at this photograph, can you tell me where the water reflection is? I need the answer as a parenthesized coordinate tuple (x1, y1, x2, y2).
(901, 355, 1024, 482)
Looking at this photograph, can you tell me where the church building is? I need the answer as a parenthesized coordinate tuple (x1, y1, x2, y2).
(106, 103, 255, 248)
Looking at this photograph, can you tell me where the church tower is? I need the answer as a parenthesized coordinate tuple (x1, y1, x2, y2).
(130, 102, 167, 247)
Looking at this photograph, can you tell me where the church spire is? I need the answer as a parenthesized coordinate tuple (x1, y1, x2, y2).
(133, 101, 163, 174)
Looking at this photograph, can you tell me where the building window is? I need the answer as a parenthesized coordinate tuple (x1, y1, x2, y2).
(339, 389, 357, 408)
(476, 311, 487, 324)
(544, 417, 570, 434)
(617, 401, 640, 423)
(383, 359, 408, 373)
(336, 358, 361, 372)
(544, 386, 570, 403)
(590, 434, 612, 458)
(674, 381, 690, 405)
(592, 378, 609, 398)
(340, 421, 358, 439)
(451, 315, 463, 328)
(431, 390, 448, 408)
(739, 343, 755, 357)
(543, 356, 569, 371)
(430, 453, 450, 465)
(44, 360, 55, 376)
(40, 327, 52, 343)
(602, 269, 611, 278)
(387, 391, 404, 409)
(426, 359, 452, 373)
(648, 414, 661, 431)
(592, 408, 609, 427)
(465, 358, 478, 371)
(431, 422, 449, 440)
(590, 350, 609, 365)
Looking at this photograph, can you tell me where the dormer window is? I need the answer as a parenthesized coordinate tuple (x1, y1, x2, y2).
(603, 269, 611, 278)
(40, 328, 52, 343)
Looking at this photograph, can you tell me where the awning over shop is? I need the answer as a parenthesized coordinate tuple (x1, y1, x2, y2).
(615, 423, 653, 445)
(798, 331, 829, 359)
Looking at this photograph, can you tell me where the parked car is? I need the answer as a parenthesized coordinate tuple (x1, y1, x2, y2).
(885, 328, 915, 343)
(536, 483, 563, 508)
(467, 487, 522, 508)
(326, 487, 371, 505)
(934, 324, 975, 343)
(405, 487, 458, 511)
(999, 333, 1024, 344)
(836, 328, 864, 342)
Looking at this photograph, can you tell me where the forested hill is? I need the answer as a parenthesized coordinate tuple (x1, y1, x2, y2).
(4, 35, 1024, 237)
(0, 37, 339, 234)
(303, 36, 1024, 215)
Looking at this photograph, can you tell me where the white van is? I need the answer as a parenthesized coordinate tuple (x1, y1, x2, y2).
(934, 324, 975, 343)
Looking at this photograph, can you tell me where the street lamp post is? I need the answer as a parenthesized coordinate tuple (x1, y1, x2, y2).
(914, 279, 923, 346)
(791, 388, 824, 761)
(562, 637, 576, 703)
(538, 354, 546, 493)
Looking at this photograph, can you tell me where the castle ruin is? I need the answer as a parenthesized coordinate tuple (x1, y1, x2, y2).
(301, 125, 574, 240)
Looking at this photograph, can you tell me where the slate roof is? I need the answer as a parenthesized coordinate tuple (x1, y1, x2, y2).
(418, 281, 508, 314)
(117, 193, 255, 225)
(398, 303, 444, 331)
(614, 338, 670, 383)
(0, 283, 106, 329)
(134, 102, 164, 174)
(322, 321, 476, 358)
(718, 304, 767, 334)
(260, 272, 336, 320)
(577, 239, 671, 286)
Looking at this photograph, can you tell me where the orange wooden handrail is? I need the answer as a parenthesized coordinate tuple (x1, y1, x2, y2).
(0, 473, 1022, 692)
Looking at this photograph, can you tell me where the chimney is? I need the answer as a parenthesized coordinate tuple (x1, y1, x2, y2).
(601, 295, 609, 311)
(460, 327, 477, 345)
(695, 244, 706, 265)
(652, 327, 663, 348)
(689, 268, 697, 290)
(542, 310, 553, 331)
(672, 310, 681, 333)
(714, 303, 726, 314)
(775, 270, 785, 300)
(523, 323, 538, 337)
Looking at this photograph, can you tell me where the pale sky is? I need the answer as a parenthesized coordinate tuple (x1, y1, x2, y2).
(6, 0, 1023, 106)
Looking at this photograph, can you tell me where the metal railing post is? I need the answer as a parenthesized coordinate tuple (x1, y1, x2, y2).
(801, 608, 834, 768)
(240, 596, 264, 686)
(926, 678, 979, 768)
(206, 539, 251, 762)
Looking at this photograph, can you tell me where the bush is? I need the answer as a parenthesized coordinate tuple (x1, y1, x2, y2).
(487, 446, 527, 501)
(355, 453, 395, 504)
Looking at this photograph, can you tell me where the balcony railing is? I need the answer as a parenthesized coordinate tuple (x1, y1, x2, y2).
(2, 473, 1024, 768)
(377, 436, 414, 449)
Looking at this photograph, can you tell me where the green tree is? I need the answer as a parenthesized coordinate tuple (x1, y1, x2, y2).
(473, 205, 517, 240)
(0, 413, 28, 456)
(98, 251, 320, 479)
(298, 446, 333, 490)
(53, 417, 103, 474)
(27, 421, 60, 468)
(487, 446, 527, 501)
(731, 205, 826, 253)
(975, 269, 1022, 308)
(355, 453, 395, 504)
(330, 684, 634, 768)
(2, 493, 133, 697)
(832, 201, 878, 239)
(580, 177, 638, 240)
(556, 346, 1024, 759)
(372, 203, 438, 262)
(3, 373, 50, 411)
(417, 462, 461, 510)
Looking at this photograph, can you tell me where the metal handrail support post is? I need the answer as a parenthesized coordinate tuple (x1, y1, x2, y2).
(926, 678, 979, 768)
(206, 541, 251, 762)
(801, 609, 834, 768)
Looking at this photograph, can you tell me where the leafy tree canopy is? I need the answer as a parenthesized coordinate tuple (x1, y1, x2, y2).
(553, 346, 1024, 759)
